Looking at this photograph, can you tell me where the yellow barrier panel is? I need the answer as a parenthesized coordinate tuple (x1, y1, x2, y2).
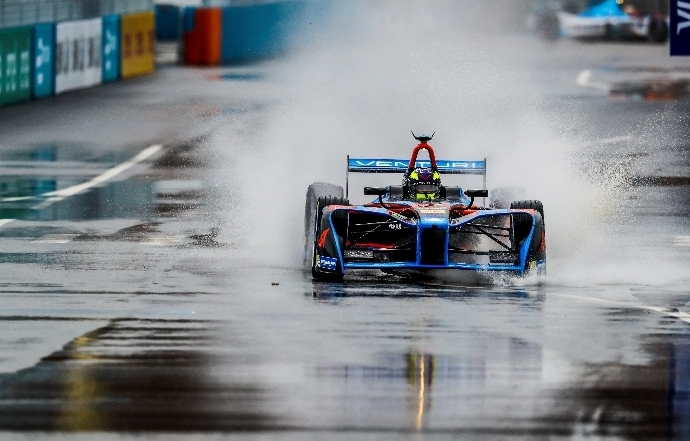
(121, 11, 155, 78)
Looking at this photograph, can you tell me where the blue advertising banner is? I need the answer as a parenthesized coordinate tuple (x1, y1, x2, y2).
(671, 0, 690, 56)
(183, 7, 196, 33)
(102, 15, 120, 82)
(33, 23, 55, 98)
(155, 4, 180, 40)
(221, 1, 305, 64)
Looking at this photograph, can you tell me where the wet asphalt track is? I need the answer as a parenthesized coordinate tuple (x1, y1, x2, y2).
(1, 33, 690, 440)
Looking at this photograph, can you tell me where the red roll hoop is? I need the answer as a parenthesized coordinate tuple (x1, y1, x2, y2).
(408, 142, 438, 171)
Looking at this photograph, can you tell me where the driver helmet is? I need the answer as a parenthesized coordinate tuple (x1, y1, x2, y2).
(406, 167, 441, 200)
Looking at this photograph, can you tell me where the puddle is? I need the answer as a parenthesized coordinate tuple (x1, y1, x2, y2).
(610, 78, 690, 101)
(0, 178, 205, 221)
(629, 176, 690, 187)
(211, 72, 263, 81)
(0, 318, 276, 431)
(0, 143, 131, 164)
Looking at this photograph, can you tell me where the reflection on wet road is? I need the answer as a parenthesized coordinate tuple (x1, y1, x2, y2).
(0, 318, 275, 431)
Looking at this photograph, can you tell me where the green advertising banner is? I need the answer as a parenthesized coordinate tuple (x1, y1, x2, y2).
(0, 27, 32, 106)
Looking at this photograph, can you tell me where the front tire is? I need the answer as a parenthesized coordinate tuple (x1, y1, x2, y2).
(304, 183, 344, 269)
(311, 196, 348, 282)
(304, 183, 349, 281)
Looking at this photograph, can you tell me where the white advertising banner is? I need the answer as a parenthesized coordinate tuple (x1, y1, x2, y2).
(55, 18, 103, 94)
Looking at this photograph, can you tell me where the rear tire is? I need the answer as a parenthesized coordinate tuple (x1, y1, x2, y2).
(510, 200, 544, 223)
(647, 19, 668, 43)
(536, 12, 559, 41)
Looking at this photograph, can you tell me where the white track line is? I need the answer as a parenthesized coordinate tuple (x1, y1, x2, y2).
(31, 144, 163, 210)
(596, 135, 631, 145)
(1, 196, 36, 202)
(576, 69, 610, 91)
(674, 236, 690, 247)
(582, 135, 632, 148)
(140, 234, 185, 246)
(0, 219, 14, 228)
(31, 234, 79, 244)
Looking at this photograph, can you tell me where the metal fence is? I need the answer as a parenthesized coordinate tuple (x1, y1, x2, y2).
(0, 0, 154, 29)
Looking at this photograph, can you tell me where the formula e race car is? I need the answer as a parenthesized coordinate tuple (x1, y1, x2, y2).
(556, 0, 668, 42)
(303, 134, 546, 282)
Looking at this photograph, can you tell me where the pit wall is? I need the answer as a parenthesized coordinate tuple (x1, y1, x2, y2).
(182, 1, 310, 66)
(0, 10, 155, 107)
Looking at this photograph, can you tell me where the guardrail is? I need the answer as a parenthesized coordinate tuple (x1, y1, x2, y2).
(0, 9, 155, 108)
(182, 1, 315, 66)
(0, 26, 31, 106)
(0, 0, 153, 29)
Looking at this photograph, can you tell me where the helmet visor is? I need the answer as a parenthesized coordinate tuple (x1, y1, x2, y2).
(415, 184, 439, 194)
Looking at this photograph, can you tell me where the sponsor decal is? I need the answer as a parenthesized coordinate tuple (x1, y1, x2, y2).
(671, 0, 690, 56)
(418, 207, 448, 218)
(349, 158, 485, 171)
(316, 255, 337, 271)
(418, 207, 446, 213)
(344, 249, 374, 259)
(387, 211, 416, 224)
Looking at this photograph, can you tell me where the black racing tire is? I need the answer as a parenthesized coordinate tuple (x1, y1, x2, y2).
(304, 183, 351, 282)
(311, 196, 349, 282)
(304, 183, 344, 269)
(647, 19, 668, 43)
(536, 12, 559, 41)
(604, 23, 614, 40)
(510, 200, 544, 224)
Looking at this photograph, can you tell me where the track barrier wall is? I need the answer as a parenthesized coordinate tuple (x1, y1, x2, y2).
(121, 10, 155, 78)
(55, 18, 103, 94)
(0, 8, 156, 107)
(102, 15, 120, 82)
(221, 2, 303, 64)
(182, 1, 311, 66)
(0, 26, 32, 106)
(32, 23, 54, 99)
(182, 7, 200, 65)
(155, 4, 180, 41)
(183, 7, 221, 66)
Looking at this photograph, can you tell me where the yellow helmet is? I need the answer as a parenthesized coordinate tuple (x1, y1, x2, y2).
(406, 167, 441, 200)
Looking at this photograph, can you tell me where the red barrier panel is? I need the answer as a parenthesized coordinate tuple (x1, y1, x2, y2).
(183, 25, 201, 64)
(197, 8, 222, 65)
(184, 7, 221, 66)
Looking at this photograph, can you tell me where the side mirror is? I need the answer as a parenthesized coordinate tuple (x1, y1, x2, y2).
(364, 187, 388, 196)
(464, 189, 488, 198)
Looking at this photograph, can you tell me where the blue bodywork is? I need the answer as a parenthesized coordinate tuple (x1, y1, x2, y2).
(313, 188, 546, 279)
(578, 0, 627, 18)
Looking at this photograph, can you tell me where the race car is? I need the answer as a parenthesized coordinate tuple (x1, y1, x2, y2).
(303, 134, 546, 282)
(556, 0, 668, 42)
